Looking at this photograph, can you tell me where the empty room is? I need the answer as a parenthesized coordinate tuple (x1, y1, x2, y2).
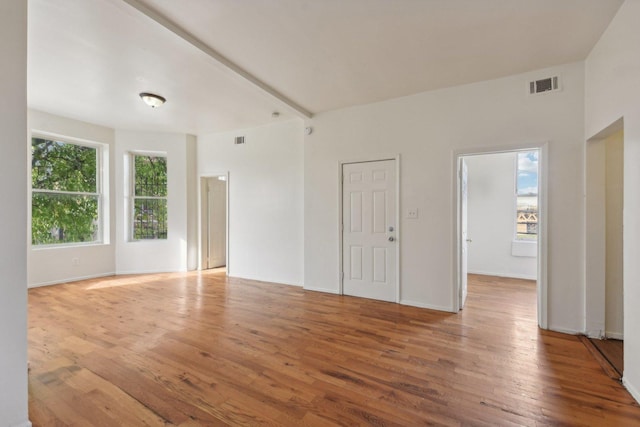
(2, 0, 640, 426)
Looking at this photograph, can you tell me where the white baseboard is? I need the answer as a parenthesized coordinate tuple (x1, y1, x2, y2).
(28, 272, 115, 288)
(585, 330, 624, 340)
(623, 377, 640, 405)
(586, 329, 604, 339)
(467, 269, 537, 281)
(302, 286, 340, 294)
(547, 325, 582, 335)
(400, 299, 455, 313)
(605, 331, 624, 340)
(115, 268, 187, 275)
(227, 273, 303, 287)
(29, 270, 303, 289)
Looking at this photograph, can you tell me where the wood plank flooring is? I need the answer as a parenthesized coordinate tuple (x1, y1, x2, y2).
(591, 338, 624, 378)
(28, 272, 640, 426)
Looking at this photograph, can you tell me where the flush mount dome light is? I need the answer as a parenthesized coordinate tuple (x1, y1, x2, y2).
(139, 92, 166, 108)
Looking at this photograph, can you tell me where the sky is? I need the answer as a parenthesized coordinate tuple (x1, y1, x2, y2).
(517, 151, 538, 195)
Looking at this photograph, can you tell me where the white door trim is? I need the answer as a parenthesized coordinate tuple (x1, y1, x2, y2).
(459, 158, 469, 309)
(198, 172, 230, 275)
(338, 155, 401, 302)
(453, 143, 548, 329)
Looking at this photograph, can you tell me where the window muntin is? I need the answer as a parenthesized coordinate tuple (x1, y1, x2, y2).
(31, 137, 101, 245)
(131, 154, 167, 240)
(516, 151, 539, 241)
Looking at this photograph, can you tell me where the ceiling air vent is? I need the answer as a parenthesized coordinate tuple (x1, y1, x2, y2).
(529, 76, 560, 95)
(234, 136, 245, 145)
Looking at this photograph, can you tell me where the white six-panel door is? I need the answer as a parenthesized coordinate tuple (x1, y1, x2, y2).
(342, 160, 397, 302)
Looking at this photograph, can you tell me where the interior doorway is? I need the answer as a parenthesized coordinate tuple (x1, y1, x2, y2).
(586, 119, 624, 376)
(200, 175, 228, 271)
(456, 146, 547, 328)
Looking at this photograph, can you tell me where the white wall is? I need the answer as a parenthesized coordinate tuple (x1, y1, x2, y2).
(585, 0, 640, 401)
(465, 153, 537, 280)
(197, 120, 304, 286)
(28, 110, 116, 287)
(115, 131, 193, 274)
(0, 2, 30, 426)
(305, 61, 585, 330)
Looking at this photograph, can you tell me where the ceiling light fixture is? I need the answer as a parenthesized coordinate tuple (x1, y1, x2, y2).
(139, 92, 166, 108)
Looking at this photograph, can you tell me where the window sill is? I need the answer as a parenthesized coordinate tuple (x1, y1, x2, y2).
(32, 242, 109, 251)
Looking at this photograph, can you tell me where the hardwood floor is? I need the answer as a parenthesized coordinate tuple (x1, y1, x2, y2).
(591, 338, 624, 378)
(28, 272, 640, 426)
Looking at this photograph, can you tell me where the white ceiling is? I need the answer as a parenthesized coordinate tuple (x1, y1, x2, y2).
(28, 0, 623, 135)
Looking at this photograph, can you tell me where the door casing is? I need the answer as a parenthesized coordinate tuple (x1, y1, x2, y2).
(205, 176, 227, 269)
(199, 173, 230, 274)
(585, 118, 625, 339)
(454, 144, 548, 329)
(459, 158, 468, 309)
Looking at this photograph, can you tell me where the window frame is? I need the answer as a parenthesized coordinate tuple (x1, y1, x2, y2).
(128, 151, 168, 241)
(514, 150, 539, 241)
(30, 132, 108, 248)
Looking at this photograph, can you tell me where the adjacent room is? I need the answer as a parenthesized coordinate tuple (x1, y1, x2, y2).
(2, 0, 640, 425)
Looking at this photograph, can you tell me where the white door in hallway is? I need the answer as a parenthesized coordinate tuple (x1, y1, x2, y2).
(342, 159, 397, 302)
(206, 177, 227, 269)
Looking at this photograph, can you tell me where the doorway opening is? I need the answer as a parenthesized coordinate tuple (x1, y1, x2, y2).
(200, 174, 228, 272)
(586, 118, 624, 377)
(455, 146, 547, 328)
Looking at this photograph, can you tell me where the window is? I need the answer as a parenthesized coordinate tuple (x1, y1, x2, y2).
(516, 151, 539, 240)
(131, 154, 167, 240)
(31, 137, 103, 245)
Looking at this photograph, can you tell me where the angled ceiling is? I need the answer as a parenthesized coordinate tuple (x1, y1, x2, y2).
(28, 0, 623, 135)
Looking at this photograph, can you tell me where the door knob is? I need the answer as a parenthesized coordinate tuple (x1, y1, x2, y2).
(388, 237, 395, 242)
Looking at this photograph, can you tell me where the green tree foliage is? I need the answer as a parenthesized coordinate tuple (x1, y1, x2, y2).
(31, 138, 98, 245)
(134, 155, 167, 197)
(133, 155, 168, 239)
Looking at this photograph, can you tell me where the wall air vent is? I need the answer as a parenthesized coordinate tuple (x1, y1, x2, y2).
(529, 76, 560, 95)
(234, 136, 245, 145)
